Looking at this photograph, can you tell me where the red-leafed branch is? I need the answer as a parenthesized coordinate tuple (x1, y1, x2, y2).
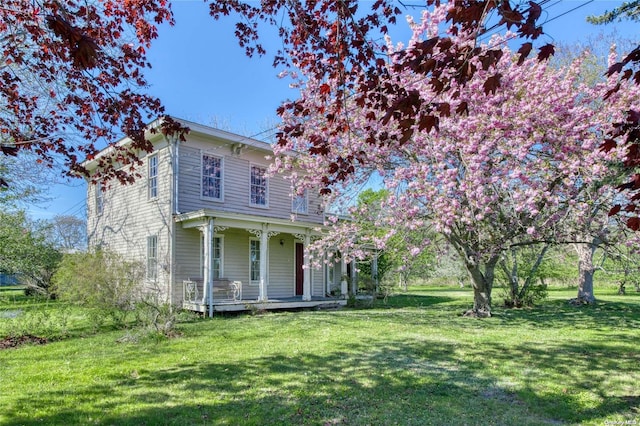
(209, 1, 550, 192)
(0, 0, 188, 186)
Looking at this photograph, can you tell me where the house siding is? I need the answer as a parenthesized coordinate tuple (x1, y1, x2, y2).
(268, 236, 295, 298)
(171, 225, 200, 303)
(177, 139, 324, 225)
(87, 139, 174, 300)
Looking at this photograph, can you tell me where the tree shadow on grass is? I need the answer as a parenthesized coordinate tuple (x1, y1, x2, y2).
(4, 334, 638, 426)
(375, 293, 459, 309)
(493, 298, 640, 331)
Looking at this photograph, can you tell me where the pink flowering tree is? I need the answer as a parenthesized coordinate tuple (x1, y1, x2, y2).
(273, 5, 639, 317)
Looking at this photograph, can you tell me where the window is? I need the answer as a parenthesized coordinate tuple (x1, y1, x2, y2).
(201, 235, 223, 279)
(250, 165, 268, 206)
(292, 189, 308, 214)
(95, 181, 104, 215)
(202, 154, 222, 200)
(250, 239, 260, 284)
(147, 235, 158, 280)
(148, 154, 158, 199)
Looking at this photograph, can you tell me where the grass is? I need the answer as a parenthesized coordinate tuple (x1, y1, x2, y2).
(1, 285, 639, 425)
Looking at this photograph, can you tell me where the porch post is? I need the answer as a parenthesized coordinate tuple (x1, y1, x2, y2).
(199, 218, 214, 317)
(259, 224, 268, 302)
(341, 257, 348, 297)
(200, 223, 209, 306)
(207, 218, 215, 317)
(351, 259, 357, 295)
(325, 254, 331, 296)
(372, 253, 379, 295)
(302, 232, 311, 301)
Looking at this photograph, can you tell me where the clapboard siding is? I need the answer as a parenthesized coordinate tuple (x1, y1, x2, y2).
(87, 142, 174, 300)
(172, 226, 201, 303)
(177, 140, 324, 224)
(268, 236, 295, 298)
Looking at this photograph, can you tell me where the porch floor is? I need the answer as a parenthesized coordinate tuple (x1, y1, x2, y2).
(183, 296, 347, 313)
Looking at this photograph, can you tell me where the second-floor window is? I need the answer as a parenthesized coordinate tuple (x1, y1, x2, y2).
(148, 154, 158, 199)
(292, 189, 308, 214)
(250, 165, 267, 206)
(202, 154, 222, 200)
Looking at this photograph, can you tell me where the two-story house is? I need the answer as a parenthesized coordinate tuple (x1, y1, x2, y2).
(86, 117, 353, 315)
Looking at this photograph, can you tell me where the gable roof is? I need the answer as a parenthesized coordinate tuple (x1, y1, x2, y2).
(82, 116, 274, 171)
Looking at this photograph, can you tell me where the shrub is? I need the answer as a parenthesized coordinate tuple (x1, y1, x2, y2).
(53, 251, 181, 338)
(53, 251, 143, 329)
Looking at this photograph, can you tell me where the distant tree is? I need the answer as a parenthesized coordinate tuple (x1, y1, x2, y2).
(497, 242, 550, 308)
(587, 2, 640, 24)
(350, 188, 436, 292)
(49, 215, 87, 252)
(0, 211, 61, 297)
(0, 151, 55, 206)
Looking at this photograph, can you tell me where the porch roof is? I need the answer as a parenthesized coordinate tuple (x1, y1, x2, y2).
(174, 209, 325, 235)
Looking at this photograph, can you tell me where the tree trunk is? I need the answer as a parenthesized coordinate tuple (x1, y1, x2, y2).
(449, 238, 498, 318)
(463, 258, 498, 318)
(573, 242, 596, 304)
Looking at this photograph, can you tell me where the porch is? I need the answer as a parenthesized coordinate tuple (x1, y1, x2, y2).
(181, 277, 347, 313)
(174, 210, 356, 316)
(183, 296, 347, 313)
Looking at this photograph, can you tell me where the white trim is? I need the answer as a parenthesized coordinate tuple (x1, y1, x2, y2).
(81, 116, 274, 171)
(176, 210, 324, 235)
(302, 233, 311, 301)
(213, 235, 224, 279)
(201, 151, 224, 202)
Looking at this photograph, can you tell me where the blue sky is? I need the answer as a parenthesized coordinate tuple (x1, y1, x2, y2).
(29, 0, 639, 220)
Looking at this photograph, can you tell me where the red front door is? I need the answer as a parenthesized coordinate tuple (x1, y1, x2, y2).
(295, 243, 304, 296)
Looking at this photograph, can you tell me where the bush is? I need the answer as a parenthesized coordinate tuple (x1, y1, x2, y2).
(53, 251, 181, 338)
(53, 251, 143, 329)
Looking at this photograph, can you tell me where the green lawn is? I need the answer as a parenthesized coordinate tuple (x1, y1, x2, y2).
(1, 286, 639, 425)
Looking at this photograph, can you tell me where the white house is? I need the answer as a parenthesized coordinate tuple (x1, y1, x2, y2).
(85, 117, 354, 315)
